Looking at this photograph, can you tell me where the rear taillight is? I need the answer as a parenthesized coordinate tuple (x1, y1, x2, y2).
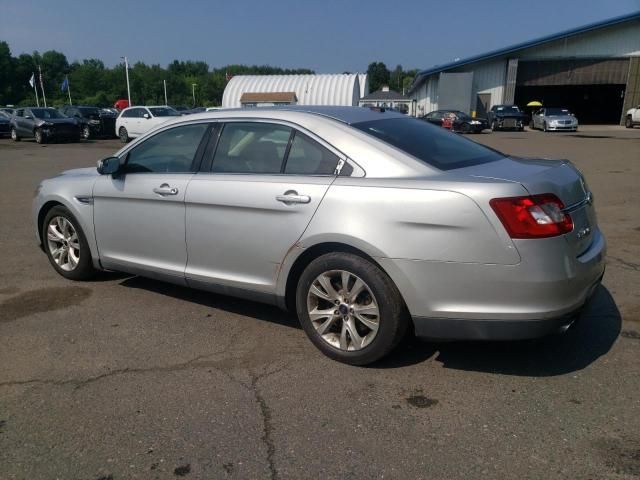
(490, 194, 573, 239)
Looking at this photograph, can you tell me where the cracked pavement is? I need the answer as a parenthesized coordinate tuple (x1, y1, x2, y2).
(1, 128, 639, 479)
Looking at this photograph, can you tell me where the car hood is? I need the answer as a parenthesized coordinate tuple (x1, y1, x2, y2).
(495, 111, 526, 118)
(546, 115, 575, 120)
(37, 118, 77, 125)
(59, 167, 100, 177)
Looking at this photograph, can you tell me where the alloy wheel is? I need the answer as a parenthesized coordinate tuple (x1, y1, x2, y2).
(82, 125, 90, 139)
(306, 270, 380, 351)
(46, 216, 80, 271)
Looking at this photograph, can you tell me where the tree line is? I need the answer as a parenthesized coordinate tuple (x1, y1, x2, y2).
(0, 41, 417, 108)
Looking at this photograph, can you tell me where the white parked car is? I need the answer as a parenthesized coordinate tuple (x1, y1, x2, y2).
(115, 106, 181, 142)
(624, 105, 640, 128)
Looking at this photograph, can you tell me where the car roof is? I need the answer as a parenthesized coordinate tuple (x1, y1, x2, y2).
(181, 106, 406, 125)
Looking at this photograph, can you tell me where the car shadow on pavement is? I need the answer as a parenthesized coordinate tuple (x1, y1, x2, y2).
(379, 285, 621, 376)
(118, 276, 301, 330)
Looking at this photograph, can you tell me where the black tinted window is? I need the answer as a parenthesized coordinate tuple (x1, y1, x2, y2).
(284, 132, 339, 175)
(353, 117, 504, 170)
(125, 123, 208, 173)
(212, 122, 290, 174)
(121, 109, 137, 118)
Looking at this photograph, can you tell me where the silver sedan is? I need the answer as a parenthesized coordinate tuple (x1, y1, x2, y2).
(531, 107, 579, 132)
(33, 106, 605, 365)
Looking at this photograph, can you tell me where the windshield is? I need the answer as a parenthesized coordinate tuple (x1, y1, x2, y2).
(352, 117, 504, 170)
(0, 111, 9, 119)
(79, 107, 100, 116)
(496, 106, 520, 112)
(545, 108, 571, 116)
(31, 108, 66, 119)
(149, 107, 181, 117)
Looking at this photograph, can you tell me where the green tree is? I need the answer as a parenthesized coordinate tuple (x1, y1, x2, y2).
(366, 62, 390, 93)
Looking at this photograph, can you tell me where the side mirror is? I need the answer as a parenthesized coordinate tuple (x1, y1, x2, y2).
(143, 113, 150, 119)
(97, 156, 121, 175)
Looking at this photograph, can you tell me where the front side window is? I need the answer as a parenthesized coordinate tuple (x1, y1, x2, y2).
(353, 117, 504, 171)
(31, 108, 65, 119)
(212, 122, 291, 174)
(284, 132, 339, 175)
(15, 109, 24, 117)
(125, 123, 209, 173)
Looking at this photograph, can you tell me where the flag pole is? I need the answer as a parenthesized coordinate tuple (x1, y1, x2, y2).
(67, 77, 72, 105)
(163, 79, 168, 105)
(38, 65, 47, 108)
(31, 73, 40, 107)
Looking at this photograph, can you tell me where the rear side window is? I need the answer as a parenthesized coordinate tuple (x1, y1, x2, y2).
(352, 117, 504, 170)
(212, 122, 291, 174)
(284, 132, 339, 175)
(125, 123, 208, 173)
(121, 109, 137, 118)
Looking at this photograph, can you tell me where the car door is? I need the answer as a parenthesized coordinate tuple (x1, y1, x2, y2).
(184, 121, 342, 296)
(93, 122, 211, 282)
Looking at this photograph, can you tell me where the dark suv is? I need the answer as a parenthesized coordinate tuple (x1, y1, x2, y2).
(60, 105, 117, 139)
(10, 107, 81, 143)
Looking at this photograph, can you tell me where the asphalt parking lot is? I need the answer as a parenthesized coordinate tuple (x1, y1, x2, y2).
(1, 127, 639, 480)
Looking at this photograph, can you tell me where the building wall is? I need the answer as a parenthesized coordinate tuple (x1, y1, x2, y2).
(519, 19, 640, 60)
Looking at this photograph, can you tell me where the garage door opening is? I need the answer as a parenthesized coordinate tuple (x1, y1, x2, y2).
(515, 84, 626, 124)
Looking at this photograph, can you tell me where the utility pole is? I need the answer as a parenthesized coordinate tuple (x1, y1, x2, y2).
(38, 65, 47, 108)
(164, 79, 168, 105)
(121, 56, 132, 106)
(192, 83, 197, 107)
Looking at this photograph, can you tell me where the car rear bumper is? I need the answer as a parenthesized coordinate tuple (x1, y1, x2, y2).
(411, 271, 602, 340)
(378, 229, 606, 340)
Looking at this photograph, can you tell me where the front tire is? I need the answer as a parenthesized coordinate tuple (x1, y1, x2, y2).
(119, 126, 129, 143)
(34, 128, 45, 144)
(82, 125, 91, 139)
(10, 127, 20, 141)
(460, 122, 470, 133)
(42, 206, 96, 280)
(296, 252, 408, 365)
(543, 121, 548, 132)
(625, 116, 633, 128)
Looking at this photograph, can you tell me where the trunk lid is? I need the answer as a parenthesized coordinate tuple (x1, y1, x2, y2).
(464, 157, 596, 256)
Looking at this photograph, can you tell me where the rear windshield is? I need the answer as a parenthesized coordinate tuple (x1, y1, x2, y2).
(352, 117, 504, 170)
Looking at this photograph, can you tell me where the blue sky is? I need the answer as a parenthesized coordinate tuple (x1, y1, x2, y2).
(1, 0, 639, 72)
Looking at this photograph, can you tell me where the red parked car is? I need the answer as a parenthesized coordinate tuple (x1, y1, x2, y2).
(114, 99, 129, 110)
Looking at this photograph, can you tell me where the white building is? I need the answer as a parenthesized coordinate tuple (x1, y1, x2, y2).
(221, 74, 368, 108)
(409, 12, 640, 124)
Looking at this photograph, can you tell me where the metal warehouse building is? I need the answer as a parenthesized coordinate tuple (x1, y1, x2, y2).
(221, 74, 368, 108)
(409, 12, 640, 124)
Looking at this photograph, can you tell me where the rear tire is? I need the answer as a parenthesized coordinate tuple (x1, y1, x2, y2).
(10, 127, 20, 141)
(119, 127, 129, 143)
(42, 206, 97, 281)
(625, 116, 633, 128)
(296, 252, 408, 365)
(34, 128, 45, 144)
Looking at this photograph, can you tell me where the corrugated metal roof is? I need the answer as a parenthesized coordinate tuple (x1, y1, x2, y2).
(409, 11, 640, 93)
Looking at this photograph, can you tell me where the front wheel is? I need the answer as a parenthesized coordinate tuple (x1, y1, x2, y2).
(460, 122, 470, 133)
(491, 121, 498, 131)
(296, 252, 408, 365)
(119, 127, 129, 143)
(42, 206, 96, 280)
(543, 122, 548, 132)
(625, 116, 633, 128)
(81, 125, 91, 139)
(34, 128, 45, 144)
(10, 127, 20, 141)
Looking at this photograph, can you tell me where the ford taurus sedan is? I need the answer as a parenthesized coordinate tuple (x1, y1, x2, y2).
(33, 106, 605, 365)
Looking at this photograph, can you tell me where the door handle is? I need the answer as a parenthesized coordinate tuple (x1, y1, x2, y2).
(276, 190, 311, 205)
(153, 183, 178, 196)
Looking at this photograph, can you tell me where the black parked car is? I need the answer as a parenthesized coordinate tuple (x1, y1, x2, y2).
(487, 105, 527, 131)
(0, 111, 11, 137)
(60, 105, 117, 139)
(421, 110, 489, 133)
(10, 107, 81, 143)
